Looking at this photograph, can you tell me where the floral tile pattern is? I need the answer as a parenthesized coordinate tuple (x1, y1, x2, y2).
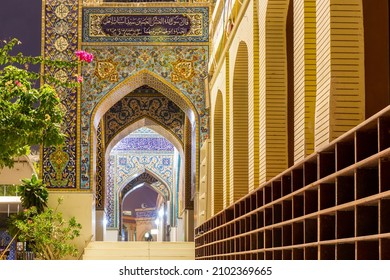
(0, 230, 16, 260)
(112, 137, 174, 152)
(96, 123, 105, 210)
(81, 45, 208, 118)
(106, 153, 175, 228)
(80, 44, 208, 189)
(42, 2, 209, 192)
(104, 86, 185, 144)
(42, 0, 79, 188)
(105, 127, 176, 228)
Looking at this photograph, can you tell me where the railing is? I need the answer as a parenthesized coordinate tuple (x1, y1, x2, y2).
(0, 185, 18, 197)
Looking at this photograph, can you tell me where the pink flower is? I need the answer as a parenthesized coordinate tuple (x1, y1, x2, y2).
(77, 76, 83, 83)
(75, 50, 94, 63)
(15, 80, 22, 87)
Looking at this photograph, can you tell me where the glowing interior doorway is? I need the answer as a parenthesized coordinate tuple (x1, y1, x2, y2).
(106, 127, 181, 241)
(122, 184, 164, 242)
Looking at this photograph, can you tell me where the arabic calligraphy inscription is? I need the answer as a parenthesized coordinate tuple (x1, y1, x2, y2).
(89, 14, 201, 38)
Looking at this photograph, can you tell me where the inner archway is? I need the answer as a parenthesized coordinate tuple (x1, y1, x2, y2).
(122, 184, 160, 242)
(93, 81, 195, 242)
(120, 171, 170, 242)
(90, 73, 199, 237)
(38, 0, 210, 259)
(104, 124, 182, 241)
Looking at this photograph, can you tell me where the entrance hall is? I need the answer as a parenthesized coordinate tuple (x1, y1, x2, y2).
(1, 0, 390, 260)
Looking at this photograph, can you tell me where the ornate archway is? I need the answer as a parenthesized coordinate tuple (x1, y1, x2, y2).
(102, 122, 181, 236)
(40, 1, 209, 245)
(89, 71, 198, 217)
(117, 169, 171, 241)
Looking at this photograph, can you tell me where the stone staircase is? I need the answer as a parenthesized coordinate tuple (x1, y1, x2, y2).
(82, 241, 195, 260)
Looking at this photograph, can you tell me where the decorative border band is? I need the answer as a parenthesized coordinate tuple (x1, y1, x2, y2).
(82, 6, 209, 43)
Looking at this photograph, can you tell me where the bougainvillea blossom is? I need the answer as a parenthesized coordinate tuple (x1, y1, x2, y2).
(75, 50, 94, 63)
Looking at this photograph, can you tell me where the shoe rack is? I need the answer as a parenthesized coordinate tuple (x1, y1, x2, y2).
(195, 106, 390, 260)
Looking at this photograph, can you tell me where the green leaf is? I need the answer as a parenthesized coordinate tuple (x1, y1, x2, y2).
(0, 38, 93, 167)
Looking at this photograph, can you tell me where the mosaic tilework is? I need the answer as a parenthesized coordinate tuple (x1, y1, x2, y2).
(125, 173, 170, 200)
(80, 44, 208, 189)
(121, 173, 158, 196)
(150, 181, 169, 199)
(130, 127, 160, 135)
(0, 230, 16, 260)
(112, 137, 175, 152)
(82, 6, 209, 43)
(41, 3, 209, 191)
(81, 45, 208, 131)
(115, 154, 174, 187)
(96, 122, 105, 210)
(42, 0, 79, 188)
(104, 88, 185, 144)
(105, 126, 176, 227)
(106, 154, 116, 227)
(97, 127, 174, 210)
(132, 85, 163, 95)
(106, 152, 174, 227)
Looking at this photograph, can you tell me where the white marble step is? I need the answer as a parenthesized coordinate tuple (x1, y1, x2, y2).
(82, 241, 195, 260)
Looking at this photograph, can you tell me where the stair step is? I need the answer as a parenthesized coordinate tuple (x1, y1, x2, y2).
(82, 241, 195, 260)
(86, 241, 194, 249)
(82, 255, 195, 260)
(84, 248, 150, 257)
(84, 248, 193, 256)
(83, 256, 150, 260)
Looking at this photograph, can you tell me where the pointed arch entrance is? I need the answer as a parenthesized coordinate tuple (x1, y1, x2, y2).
(40, 1, 209, 253)
(91, 70, 198, 129)
(106, 117, 184, 157)
(105, 118, 183, 241)
(118, 169, 171, 241)
(91, 71, 198, 241)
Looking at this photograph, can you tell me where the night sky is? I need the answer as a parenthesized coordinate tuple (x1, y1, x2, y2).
(1, 0, 43, 153)
(0, 0, 42, 62)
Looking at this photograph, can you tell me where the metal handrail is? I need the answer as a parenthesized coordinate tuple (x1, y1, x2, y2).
(0, 185, 18, 196)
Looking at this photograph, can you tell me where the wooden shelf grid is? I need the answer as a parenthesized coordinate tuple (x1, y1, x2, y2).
(195, 106, 390, 260)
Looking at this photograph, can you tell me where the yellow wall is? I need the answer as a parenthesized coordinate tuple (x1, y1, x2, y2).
(48, 192, 94, 259)
(207, 0, 369, 214)
(315, 0, 365, 149)
(258, 0, 290, 182)
(210, 59, 230, 209)
(197, 140, 211, 223)
(229, 1, 255, 200)
(293, 0, 316, 162)
(212, 93, 224, 215)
